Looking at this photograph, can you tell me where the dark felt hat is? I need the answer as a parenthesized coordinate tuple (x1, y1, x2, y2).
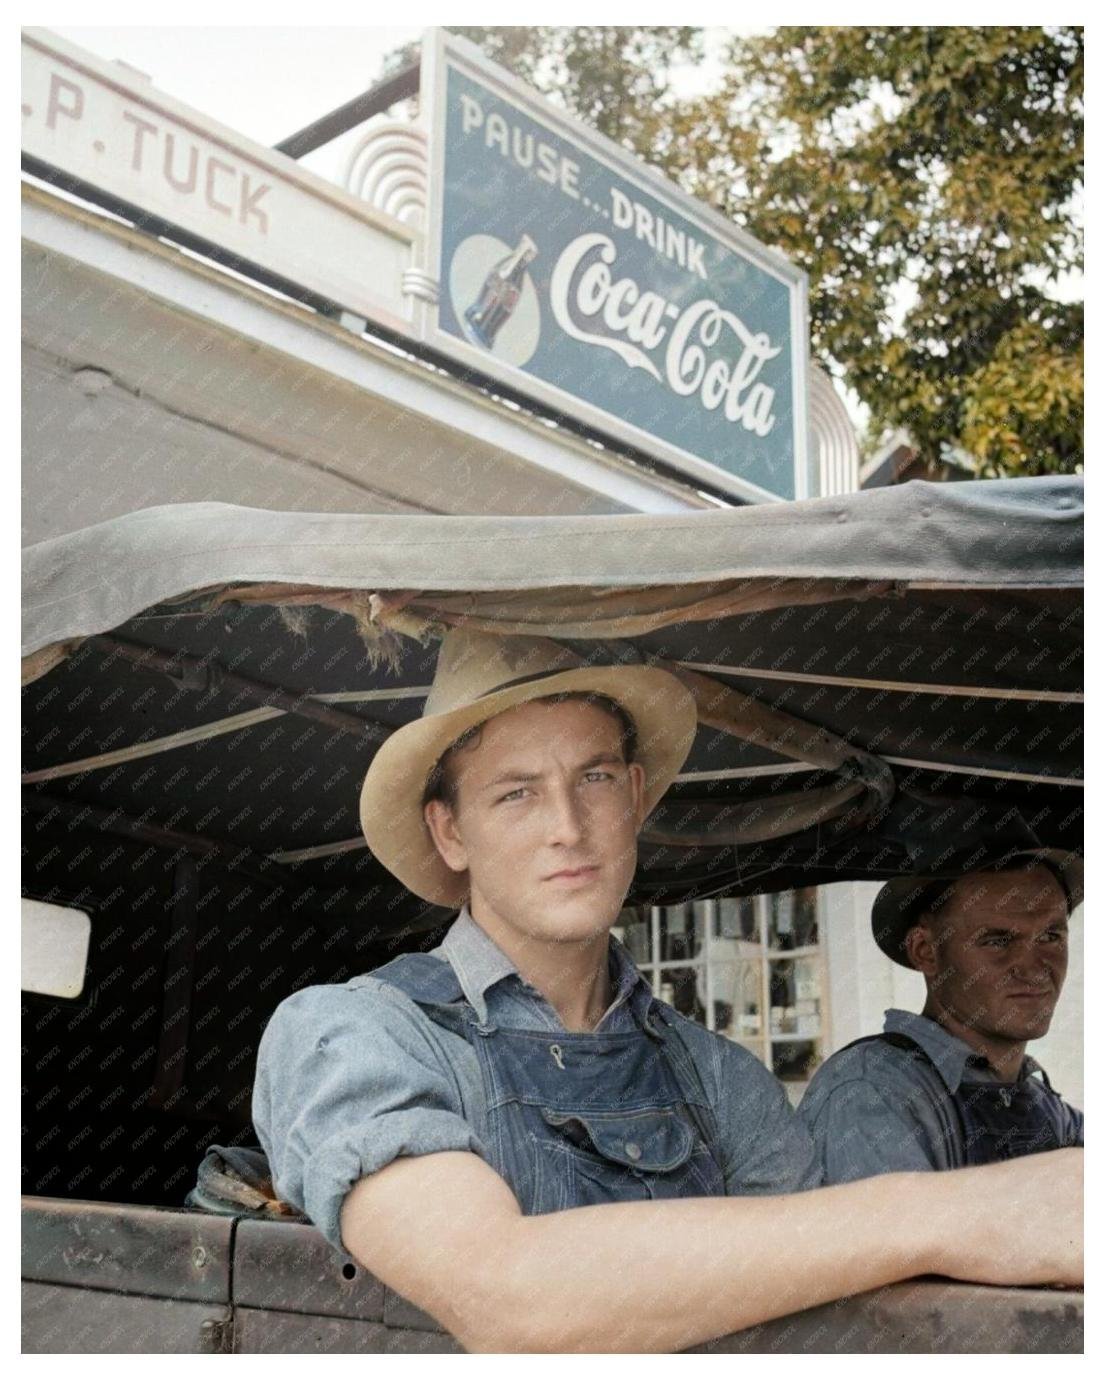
(871, 849, 1084, 967)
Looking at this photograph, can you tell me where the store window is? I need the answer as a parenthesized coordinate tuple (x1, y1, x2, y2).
(612, 889, 827, 1104)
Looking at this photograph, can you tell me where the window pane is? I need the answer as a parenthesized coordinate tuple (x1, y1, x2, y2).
(771, 1039, 819, 1084)
(660, 901, 708, 962)
(767, 887, 818, 949)
(656, 966, 704, 1022)
(659, 902, 685, 962)
(768, 956, 822, 1036)
(793, 888, 819, 947)
(692, 931, 760, 1037)
(769, 957, 793, 1030)
(616, 909, 652, 965)
(717, 896, 758, 942)
(793, 956, 822, 1036)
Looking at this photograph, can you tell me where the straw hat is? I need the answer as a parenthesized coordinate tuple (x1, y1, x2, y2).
(871, 848, 1084, 967)
(358, 628, 698, 906)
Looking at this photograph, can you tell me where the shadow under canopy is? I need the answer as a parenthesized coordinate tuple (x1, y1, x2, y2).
(23, 475, 1082, 915)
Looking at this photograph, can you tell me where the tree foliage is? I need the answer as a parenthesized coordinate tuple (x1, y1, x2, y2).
(421, 26, 1082, 477)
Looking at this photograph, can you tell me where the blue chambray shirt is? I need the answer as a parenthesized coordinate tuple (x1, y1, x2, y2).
(798, 1008, 1084, 1184)
(253, 906, 821, 1250)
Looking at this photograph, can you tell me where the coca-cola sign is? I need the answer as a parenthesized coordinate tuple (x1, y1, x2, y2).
(422, 31, 810, 504)
(549, 233, 781, 439)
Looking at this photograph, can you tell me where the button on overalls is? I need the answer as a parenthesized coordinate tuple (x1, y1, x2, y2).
(369, 952, 727, 1214)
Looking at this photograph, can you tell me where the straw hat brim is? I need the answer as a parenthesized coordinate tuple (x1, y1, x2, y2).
(871, 849, 1084, 967)
(359, 664, 698, 906)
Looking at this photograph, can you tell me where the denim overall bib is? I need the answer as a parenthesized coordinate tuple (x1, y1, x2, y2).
(371, 952, 727, 1215)
(859, 1032, 1081, 1165)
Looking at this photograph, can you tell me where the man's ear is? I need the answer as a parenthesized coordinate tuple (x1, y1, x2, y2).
(903, 922, 940, 977)
(423, 799, 469, 875)
(627, 761, 647, 831)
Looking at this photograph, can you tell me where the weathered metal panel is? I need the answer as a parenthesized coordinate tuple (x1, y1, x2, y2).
(689, 1279, 1084, 1354)
(382, 1287, 448, 1334)
(21, 1282, 232, 1353)
(233, 1217, 447, 1334)
(232, 1218, 385, 1321)
(19, 1199, 1084, 1353)
(232, 1307, 463, 1354)
(21, 1197, 232, 1303)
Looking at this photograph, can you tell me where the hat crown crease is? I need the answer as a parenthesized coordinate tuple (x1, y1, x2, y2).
(424, 631, 585, 717)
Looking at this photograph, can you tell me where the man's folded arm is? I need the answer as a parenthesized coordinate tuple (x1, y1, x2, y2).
(339, 1144, 1083, 1354)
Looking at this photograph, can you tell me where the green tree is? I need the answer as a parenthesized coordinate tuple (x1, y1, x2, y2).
(421, 27, 1082, 477)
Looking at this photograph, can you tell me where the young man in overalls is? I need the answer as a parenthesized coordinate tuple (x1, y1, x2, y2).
(253, 630, 1082, 1352)
(800, 856, 1083, 1183)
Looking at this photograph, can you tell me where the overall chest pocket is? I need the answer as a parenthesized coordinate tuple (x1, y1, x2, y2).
(530, 1106, 723, 1213)
(965, 1121, 1066, 1163)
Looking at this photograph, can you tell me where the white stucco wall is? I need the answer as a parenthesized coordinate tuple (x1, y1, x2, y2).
(1031, 904, 1083, 1109)
(822, 884, 1083, 1110)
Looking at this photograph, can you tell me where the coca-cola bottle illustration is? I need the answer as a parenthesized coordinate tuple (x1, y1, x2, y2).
(463, 235, 537, 348)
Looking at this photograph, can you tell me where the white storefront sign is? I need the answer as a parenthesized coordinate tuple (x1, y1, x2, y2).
(21, 28, 417, 334)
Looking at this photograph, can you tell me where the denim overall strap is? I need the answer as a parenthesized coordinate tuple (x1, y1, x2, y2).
(367, 950, 484, 1042)
(370, 952, 467, 1005)
(952, 1074, 1077, 1163)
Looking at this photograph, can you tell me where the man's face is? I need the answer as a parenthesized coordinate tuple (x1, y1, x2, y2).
(906, 866, 1070, 1043)
(422, 697, 646, 945)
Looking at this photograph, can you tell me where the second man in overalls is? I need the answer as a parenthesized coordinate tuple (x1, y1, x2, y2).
(800, 856, 1083, 1181)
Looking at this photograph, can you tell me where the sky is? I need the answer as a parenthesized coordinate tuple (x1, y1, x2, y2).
(52, 27, 429, 184)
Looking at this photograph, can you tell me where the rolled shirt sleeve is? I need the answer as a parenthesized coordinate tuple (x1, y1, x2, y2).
(253, 979, 488, 1251)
